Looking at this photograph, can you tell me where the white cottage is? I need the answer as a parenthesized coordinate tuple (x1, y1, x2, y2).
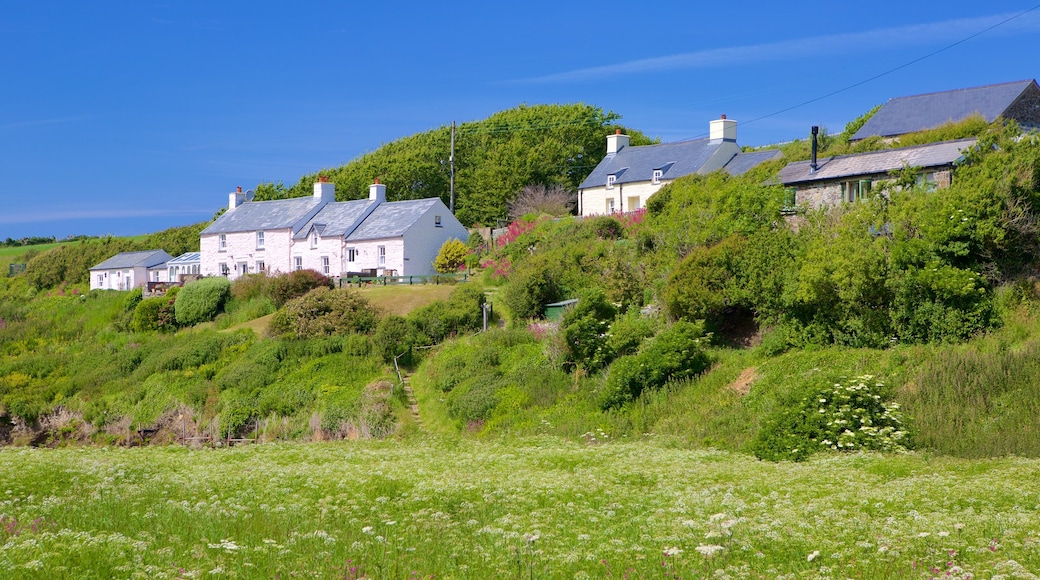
(89, 250, 174, 291)
(200, 179, 468, 279)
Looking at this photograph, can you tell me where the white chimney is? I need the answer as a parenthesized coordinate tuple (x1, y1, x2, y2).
(369, 178, 386, 203)
(710, 115, 737, 142)
(313, 175, 336, 202)
(606, 129, 630, 155)
(228, 186, 245, 210)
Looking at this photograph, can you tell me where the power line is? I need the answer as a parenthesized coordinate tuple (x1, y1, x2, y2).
(678, 4, 1040, 141)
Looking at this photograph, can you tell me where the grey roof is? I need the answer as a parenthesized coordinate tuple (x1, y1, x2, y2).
(347, 199, 440, 241)
(779, 138, 977, 185)
(201, 197, 324, 235)
(90, 250, 174, 271)
(851, 80, 1038, 141)
(295, 199, 376, 240)
(580, 138, 779, 189)
(167, 252, 200, 264)
(724, 149, 784, 176)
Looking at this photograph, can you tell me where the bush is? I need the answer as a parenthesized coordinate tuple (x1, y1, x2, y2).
(750, 375, 911, 462)
(175, 277, 231, 326)
(501, 258, 562, 321)
(231, 272, 273, 302)
(131, 296, 166, 332)
(268, 287, 379, 338)
(600, 320, 712, 409)
(560, 288, 617, 372)
(408, 284, 485, 344)
(268, 270, 333, 307)
(373, 315, 416, 364)
(434, 238, 469, 274)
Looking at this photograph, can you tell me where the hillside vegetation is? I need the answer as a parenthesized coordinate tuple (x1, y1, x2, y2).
(3, 106, 1040, 464)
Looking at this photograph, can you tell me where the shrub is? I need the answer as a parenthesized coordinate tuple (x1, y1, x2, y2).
(175, 277, 231, 326)
(231, 272, 273, 302)
(373, 315, 416, 364)
(560, 288, 617, 372)
(600, 320, 712, 409)
(408, 284, 485, 344)
(131, 296, 166, 332)
(750, 375, 911, 462)
(268, 287, 379, 338)
(268, 269, 333, 307)
(501, 258, 562, 321)
(434, 238, 469, 274)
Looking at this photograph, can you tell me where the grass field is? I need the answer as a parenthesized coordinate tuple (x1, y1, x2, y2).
(2, 438, 1039, 578)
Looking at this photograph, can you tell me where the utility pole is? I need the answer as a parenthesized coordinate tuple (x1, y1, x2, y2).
(449, 120, 456, 213)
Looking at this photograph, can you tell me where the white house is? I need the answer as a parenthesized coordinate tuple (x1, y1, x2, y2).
(577, 116, 782, 216)
(89, 250, 174, 291)
(147, 252, 201, 284)
(199, 179, 468, 279)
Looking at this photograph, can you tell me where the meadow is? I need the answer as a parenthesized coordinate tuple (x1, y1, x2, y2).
(2, 438, 1040, 579)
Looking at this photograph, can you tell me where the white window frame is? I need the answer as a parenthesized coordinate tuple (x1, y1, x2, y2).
(256, 260, 265, 273)
(606, 198, 615, 213)
(220, 263, 229, 276)
(652, 169, 663, 185)
(346, 248, 356, 263)
(321, 256, 330, 275)
(294, 256, 303, 271)
(377, 246, 386, 266)
(434, 215, 443, 227)
(310, 232, 318, 250)
(256, 231, 265, 250)
(607, 175, 616, 189)
(218, 233, 227, 251)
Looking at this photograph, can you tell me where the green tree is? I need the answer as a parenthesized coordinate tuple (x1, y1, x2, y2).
(434, 238, 469, 273)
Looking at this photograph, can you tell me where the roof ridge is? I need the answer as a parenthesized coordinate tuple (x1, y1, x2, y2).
(787, 138, 977, 165)
(887, 79, 1034, 102)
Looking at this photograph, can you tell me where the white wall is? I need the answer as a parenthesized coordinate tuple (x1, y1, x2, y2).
(89, 267, 145, 291)
(580, 180, 665, 216)
(201, 228, 293, 279)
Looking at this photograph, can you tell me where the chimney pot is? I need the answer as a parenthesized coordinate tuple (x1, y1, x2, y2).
(374, 177, 381, 184)
(721, 114, 726, 120)
(237, 186, 242, 193)
(615, 129, 622, 135)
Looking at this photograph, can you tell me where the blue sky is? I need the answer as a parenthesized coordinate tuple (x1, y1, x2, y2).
(2, 1, 1039, 240)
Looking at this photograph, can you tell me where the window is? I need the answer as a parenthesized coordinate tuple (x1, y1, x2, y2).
(627, 196, 641, 211)
(238, 262, 247, 275)
(256, 260, 265, 272)
(652, 169, 663, 185)
(915, 172, 938, 192)
(841, 180, 871, 203)
(321, 256, 330, 275)
(607, 175, 616, 189)
(220, 263, 229, 276)
(346, 248, 356, 263)
(311, 232, 318, 249)
(377, 246, 386, 266)
(435, 215, 442, 227)
(256, 231, 265, 250)
(219, 234, 227, 251)
(605, 198, 615, 213)
(294, 256, 303, 271)
(96, 274, 103, 287)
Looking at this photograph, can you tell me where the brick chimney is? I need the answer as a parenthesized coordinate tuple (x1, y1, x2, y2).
(709, 115, 737, 142)
(369, 178, 386, 203)
(606, 129, 630, 155)
(313, 175, 336, 202)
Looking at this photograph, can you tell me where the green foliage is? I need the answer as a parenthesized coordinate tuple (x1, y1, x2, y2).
(433, 238, 468, 274)
(663, 235, 746, 325)
(501, 256, 562, 321)
(560, 288, 617, 372)
(373, 315, 416, 364)
(407, 283, 485, 344)
(175, 277, 231, 326)
(751, 375, 911, 462)
(132, 296, 166, 332)
(268, 269, 333, 307)
(600, 321, 712, 409)
(268, 287, 379, 338)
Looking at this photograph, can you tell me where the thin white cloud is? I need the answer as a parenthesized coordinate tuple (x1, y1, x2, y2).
(0, 116, 91, 130)
(0, 208, 212, 225)
(515, 11, 1040, 83)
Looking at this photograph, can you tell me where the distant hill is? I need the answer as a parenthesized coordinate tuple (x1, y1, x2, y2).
(252, 103, 655, 227)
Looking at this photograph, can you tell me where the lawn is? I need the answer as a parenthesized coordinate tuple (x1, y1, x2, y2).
(2, 438, 1037, 578)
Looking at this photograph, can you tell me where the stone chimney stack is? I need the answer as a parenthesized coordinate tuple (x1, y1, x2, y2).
(606, 129, 630, 155)
(313, 175, 336, 202)
(709, 114, 737, 142)
(369, 178, 386, 203)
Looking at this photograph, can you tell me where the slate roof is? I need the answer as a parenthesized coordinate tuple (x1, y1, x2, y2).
(724, 149, 785, 176)
(167, 252, 201, 264)
(579, 138, 780, 189)
(347, 199, 440, 241)
(851, 80, 1039, 141)
(778, 138, 977, 185)
(201, 197, 324, 235)
(90, 250, 174, 271)
(295, 199, 376, 240)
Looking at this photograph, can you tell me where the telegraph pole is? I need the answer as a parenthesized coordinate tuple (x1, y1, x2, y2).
(449, 120, 456, 213)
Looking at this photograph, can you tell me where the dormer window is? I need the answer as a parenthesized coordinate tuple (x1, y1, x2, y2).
(652, 169, 663, 185)
(310, 232, 318, 249)
(607, 175, 616, 189)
